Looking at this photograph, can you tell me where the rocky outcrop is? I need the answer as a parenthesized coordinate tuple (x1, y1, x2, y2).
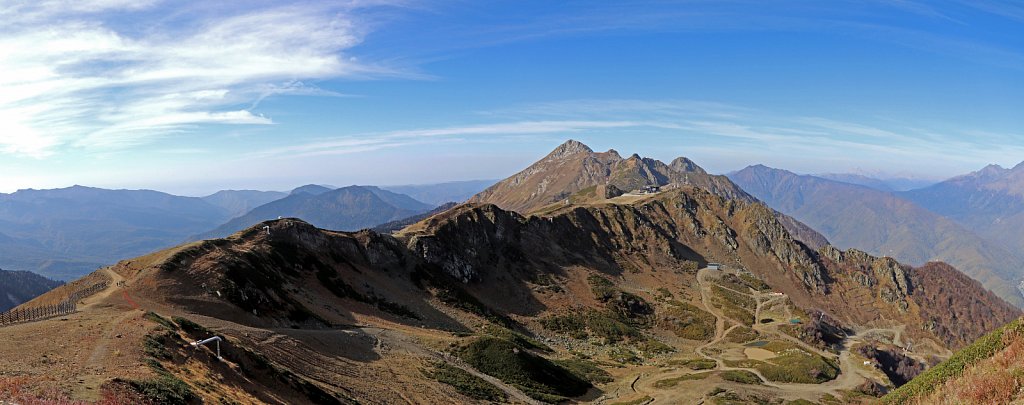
(469, 140, 830, 253)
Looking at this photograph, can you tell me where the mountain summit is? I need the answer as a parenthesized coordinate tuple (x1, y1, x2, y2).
(469, 139, 750, 214)
(469, 140, 827, 249)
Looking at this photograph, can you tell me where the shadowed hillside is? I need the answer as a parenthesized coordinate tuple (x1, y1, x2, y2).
(0, 269, 62, 312)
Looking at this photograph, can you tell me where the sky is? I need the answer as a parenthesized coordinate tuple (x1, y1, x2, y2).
(0, 0, 1021, 195)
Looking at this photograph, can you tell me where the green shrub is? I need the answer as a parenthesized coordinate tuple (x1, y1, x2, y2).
(588, 275, 617, 302)
(144, 311, 176, 330)
(540, 313, 589, 339)
(124, 375, 195, 405)
(711, 285, 755, 310)
(720, 370, 762, 385)
(610, 292, 654, 326)
(725, 326, 759, 343)
(739, 274, 771, 292)
(653, 372, 711, 388)
(608, 347, 642, 365)
(636, 338, 675, 357)
(718, 274, 754, 294)
(540, 310, 642, 344)
(720, 303, 755, 327)
(709, 285, 755, 326)
(121, 361, 195, 405)
(741, 341, 840, 384)
(610, 396, 652, 405)
(172, 316, 211, 336)
(482, 325, 552, 352)
(553, 358, 613, 384)
(668, 358, 717, 370)
(424, 363, 507, 402)
(587, 312, 643, 343)
(455, 337, 590, 403)
(658, 301, 716, 340)
(143, 329, 177, 360)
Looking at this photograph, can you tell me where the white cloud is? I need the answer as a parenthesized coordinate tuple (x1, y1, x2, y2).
(0, 2, 393, 157)
(252, 120, 683, 158)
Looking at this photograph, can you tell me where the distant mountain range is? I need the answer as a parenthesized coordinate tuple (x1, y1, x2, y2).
(729, 165, 1024, 307)
(0, 186, 235, 280)
(0, 181, 486, 281)
(194, 185, 435, 240)
(900, 163, 1024, 255)
(382, 179, 496, 206)
(202, 190, 288, 218)
(0, 268, 62, 312)
(815, 173, 937, 192)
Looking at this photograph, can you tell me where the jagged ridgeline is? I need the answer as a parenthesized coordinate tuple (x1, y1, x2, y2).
(1, 140, 1018, 404)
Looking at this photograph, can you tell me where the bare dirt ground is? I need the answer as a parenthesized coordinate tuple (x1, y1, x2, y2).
(0, 269, 153, 402)
(609, 267, 896, 403)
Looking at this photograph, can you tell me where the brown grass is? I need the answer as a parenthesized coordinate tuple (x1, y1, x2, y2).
(913, 327, 1024, 404)
(0, 377, 138, 404)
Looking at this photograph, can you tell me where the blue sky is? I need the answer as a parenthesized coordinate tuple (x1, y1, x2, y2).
(0, 0, 1021, 195)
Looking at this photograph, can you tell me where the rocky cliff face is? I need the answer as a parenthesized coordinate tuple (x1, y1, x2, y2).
(470, 140, 829, 250)
(410, 188, 1018, 348)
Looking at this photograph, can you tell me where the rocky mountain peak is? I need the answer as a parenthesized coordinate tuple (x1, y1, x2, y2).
(977, 164, 1008, 178)
(669, 157, 708, 175)
(545, 139, 594, 160)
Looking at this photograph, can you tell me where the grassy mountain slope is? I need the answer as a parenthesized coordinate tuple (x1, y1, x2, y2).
(730, 165, 1024, 307)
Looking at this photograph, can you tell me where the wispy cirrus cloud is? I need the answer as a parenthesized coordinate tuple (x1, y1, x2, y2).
(252, 120, 684, 158)
(955, 0, 1024, 21)
(0, 1, 399, 157)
